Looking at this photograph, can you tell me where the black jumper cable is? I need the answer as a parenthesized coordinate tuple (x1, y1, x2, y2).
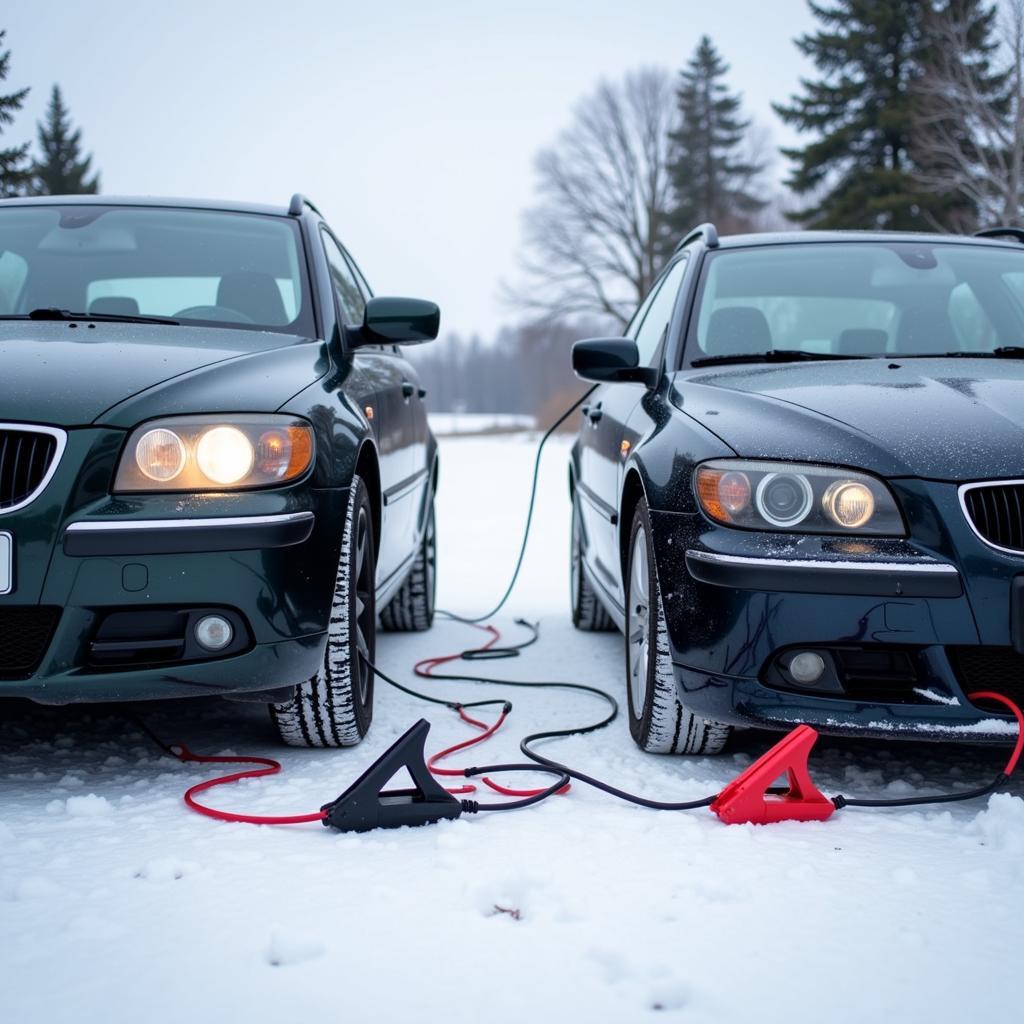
(134, 386, 1024, 830)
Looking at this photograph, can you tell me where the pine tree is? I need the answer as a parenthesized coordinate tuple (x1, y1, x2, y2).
(0, 29, 30, 198)
(666, 36, 765, 240)
(31, 85, 99, 195)
(774, 1, 940, 229)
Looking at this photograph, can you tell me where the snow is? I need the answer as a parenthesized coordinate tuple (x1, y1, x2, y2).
(428, 411, 535, 435)
(1, 431, 1023, 1024)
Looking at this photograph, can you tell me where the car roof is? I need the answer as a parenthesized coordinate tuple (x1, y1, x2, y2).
(711, 229, 1021, 251)
(0, 194, 296, 218)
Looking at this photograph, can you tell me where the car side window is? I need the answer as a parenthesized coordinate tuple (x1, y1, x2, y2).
(633, 257, 688, 365)
(624, 281, 660, 341)
(343, 250, 374, 301)
(321, 229, 366, 326)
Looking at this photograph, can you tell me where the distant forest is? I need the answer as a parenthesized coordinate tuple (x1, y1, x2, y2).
(5, 4, 1024, 416)
(407, 319, 599, 425)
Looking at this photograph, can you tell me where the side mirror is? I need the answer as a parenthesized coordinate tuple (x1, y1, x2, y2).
(361, 296, 440, 345)
(572, 337, 657, 387)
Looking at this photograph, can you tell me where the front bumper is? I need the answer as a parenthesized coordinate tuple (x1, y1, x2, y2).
(62, 511, 315, 556)
(650, 476, 1024, 743)
(0, 427, 345, 703)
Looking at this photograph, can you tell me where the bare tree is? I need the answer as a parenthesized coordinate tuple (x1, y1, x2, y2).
(509, 68, 677, 328)
(913, 0, 1024, 228)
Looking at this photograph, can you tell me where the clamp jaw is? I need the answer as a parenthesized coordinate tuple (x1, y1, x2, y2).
(321, 719, 463, 832)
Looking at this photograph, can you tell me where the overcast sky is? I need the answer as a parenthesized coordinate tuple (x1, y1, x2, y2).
(4, 1, 815, 338)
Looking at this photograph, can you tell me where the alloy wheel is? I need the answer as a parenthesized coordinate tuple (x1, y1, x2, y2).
(353, 507, 375, 702)
(425, 502, 437, 614)
(628, 526, 651, 714)
(571, 501, 582, 600)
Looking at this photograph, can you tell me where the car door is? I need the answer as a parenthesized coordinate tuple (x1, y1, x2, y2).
(578, 256, 689, 608)
(341, 246, 430, 574)
(321, 229, 414, 585)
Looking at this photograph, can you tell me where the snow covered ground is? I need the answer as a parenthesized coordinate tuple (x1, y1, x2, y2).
(428, 411, 535, 435)
(2, 433, 1023, 1024)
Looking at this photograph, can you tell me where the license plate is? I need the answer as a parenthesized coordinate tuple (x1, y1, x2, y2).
(0, 532, 11, 595)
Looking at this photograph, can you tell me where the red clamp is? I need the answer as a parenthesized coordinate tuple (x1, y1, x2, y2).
(711, 725, 835, 825)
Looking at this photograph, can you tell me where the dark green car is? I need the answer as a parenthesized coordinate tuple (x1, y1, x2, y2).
(0, 194, 440, 746)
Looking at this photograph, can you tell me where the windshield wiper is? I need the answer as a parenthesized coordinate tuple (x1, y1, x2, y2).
(690, 350, 868, 368)
(899, 347, 1024, 359)
(9, 307, 181, 326)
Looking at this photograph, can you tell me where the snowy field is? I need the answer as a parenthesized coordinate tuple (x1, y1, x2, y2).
(2, 433, 1023, 1024)
(427, 411, 535, 435)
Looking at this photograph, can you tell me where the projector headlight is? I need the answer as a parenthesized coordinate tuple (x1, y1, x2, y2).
(693, 460, 904, 536)
(115, 415, 314, 492)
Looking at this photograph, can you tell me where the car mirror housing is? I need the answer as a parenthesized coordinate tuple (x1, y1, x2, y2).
(572, 337, 657, 387)
(358, 296, 440, 346)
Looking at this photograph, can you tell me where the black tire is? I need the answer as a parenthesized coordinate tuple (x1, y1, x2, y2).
(379, 493, 436, 631)
(270, 475, 376, 747)
(624, 497, 731, 755)
(571, 493, 615, 631)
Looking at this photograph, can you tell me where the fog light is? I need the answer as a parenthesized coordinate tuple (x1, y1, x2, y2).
(787, 651, 826, 686)
(195, 614, 233, 652)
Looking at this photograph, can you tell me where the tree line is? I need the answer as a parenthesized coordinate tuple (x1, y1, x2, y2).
(5, 6, 1024, 419)
(515, 0, 1024, 329)
(0, 29, 99, 196)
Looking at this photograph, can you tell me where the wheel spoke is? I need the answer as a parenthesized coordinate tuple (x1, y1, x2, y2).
(356, 628, 370, 660)
(627, 527, 652, 713)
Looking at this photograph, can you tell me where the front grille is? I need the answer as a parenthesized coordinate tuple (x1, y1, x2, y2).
(948, 646, 1024, 710)
(0, 607, 61, 678)
(0, 428, 59, 511)
(962, 482, 1024, 553)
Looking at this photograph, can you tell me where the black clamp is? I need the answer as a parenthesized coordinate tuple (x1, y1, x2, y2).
(321, 719, 463, 833)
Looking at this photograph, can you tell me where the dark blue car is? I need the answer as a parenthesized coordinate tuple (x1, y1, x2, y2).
(570, 226, 1024, 754)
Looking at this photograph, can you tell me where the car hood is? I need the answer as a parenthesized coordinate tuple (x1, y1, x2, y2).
(0, 322, 329, 427)
(672, 358, 1024, 481)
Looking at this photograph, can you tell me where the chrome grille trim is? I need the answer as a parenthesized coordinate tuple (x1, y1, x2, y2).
(959, 478, 1024, 556)
(0, 423, 68, 516)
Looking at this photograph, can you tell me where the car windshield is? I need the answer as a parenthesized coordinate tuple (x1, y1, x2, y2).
(685, 241, 1024, 365)
(0, 204, 315, 336)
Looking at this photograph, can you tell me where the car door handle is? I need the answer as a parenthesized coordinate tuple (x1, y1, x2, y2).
(587, 402, 603, 423)
(401, 381, 415, 399)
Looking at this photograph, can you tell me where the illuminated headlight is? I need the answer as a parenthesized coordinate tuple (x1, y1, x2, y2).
(114, 416, 314, 492)
(693, 460, 904, 536)
(196, 427, 254, 485)
(135, 428, 187, 482)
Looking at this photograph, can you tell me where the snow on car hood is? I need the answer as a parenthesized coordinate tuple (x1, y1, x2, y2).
(672, 358, 1024, 481)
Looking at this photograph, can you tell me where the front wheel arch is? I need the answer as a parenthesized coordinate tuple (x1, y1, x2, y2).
(354, 440, 382, 555)
(619, 467, 647, 580)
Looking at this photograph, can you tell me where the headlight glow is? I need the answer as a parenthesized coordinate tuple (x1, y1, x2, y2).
(196, 426, 255, 485)
(822, 480, 875, 529)
(693, 460, 904, 536)
(135, 428, 187, 482)
(114, 416, 315, 493)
